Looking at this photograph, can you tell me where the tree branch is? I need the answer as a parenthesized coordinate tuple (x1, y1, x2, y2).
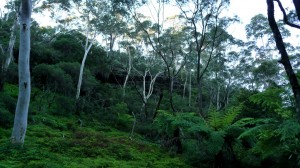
(275, 0, 300, 29)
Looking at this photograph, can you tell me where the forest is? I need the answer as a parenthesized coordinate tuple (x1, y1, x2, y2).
(0, 0, 300, 167)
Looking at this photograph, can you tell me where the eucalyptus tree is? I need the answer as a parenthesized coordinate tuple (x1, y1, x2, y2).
(266, 0, 300, 122)
(11, 0, 32, 145)
(0, 2, 19, 91)
(74, 0, 98, 100)
(132, 12, 191, 112)
(175, 0, 231, 116)
(126, 40, 164, 119)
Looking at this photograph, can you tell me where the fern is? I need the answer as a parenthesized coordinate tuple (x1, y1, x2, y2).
(232, 118, 255, 128)
(153, 110, 176, 136)
(237, 118, 277, 139)
(207, 107, 241, 130)
(222, 107, 241, 128)
(205, 131, 225, 155)
(207, 110, 222, 130)
(277, 119, 300, 141)
(188, 124, 211, 134)
(249, 87, 284, 111)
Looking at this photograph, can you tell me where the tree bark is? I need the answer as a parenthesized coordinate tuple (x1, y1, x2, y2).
(293, 0, 300, 21)
(153, 88, 163, 121)
(11, 0, 32, 145)
(169, 76, 176, 112)
(267, 0, 300, 122)
(123, 46, 132, 97)
(76, 34, 94, 99)
(189, 71, 192, 109)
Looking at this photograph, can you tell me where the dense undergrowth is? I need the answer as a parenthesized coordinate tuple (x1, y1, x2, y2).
(0, 84, 190, 168)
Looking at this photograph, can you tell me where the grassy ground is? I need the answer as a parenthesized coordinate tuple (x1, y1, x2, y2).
(0, 86, 191, 168)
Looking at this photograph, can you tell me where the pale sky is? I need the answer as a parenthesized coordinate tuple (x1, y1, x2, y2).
(0, 0, 298, 41)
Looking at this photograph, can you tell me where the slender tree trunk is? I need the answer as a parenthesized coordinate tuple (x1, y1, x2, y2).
(267, 0, 300, 122)
(183, 72, 188, 99)
(153, 88, 163, 121)
(170, 76, 176, 112)
(189, 71, 192, 109)
(217, 85, 220, 110)
(0, 17, 17, 92)
(0, 71, 5, 91)
(4, 19, 17, 70)
(197, 79, 204, 117)
(11, 0, 32, 145)
(123, 46, 132, 97)
(76, 37, 94, 99)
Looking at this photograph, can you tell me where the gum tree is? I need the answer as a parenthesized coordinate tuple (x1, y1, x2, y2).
(11, 0, 32, 145)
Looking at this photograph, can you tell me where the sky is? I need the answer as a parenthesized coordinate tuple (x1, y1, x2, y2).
(0, 0, 298, 41)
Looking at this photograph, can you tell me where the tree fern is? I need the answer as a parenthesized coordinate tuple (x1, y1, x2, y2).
(207, 107, 241, 130)
(205, 131, 225, 155)
(277, 119, 300, 141)
(207, 110, 223, 130)
(222, 107, 241, 128)
(249, 87, 284, 111)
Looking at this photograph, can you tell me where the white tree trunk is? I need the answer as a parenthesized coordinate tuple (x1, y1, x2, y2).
(183, 71, 188, 99)
(76, 30, 95, 99)
(123, 46, 132, 97)
(11, 0, 32, 145)
(4, 19, 17, 70)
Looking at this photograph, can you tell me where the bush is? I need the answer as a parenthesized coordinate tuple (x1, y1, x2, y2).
(32, 64, 75, 95)
(105, 102, 133, 130)
(53, 95, 76, 116)
(0, 107, 13, 128)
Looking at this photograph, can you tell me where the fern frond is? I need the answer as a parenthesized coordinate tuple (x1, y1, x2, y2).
(238, 125, 268, 139)
(249, 87, 284, 111)
(188, 124, 211, 134)
(277, 119, 300, 141)
(232, 118, 255, 128)
(222, 107, 241, 128)
(205, 131, 225, 155)
(207, 110, 222, 130)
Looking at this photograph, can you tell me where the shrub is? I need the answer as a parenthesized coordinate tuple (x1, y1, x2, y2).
(0, 107, 13, 128)
(32, 64, 75, 95)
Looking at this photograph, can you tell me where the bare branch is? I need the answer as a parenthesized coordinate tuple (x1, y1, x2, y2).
(275, 0, 300, 29)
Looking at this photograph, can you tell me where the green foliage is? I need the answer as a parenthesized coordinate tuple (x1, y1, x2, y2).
(0, 107, 13, 128)
(0, 111, 190, 168)
(205, 131, 225, 155)
(106, 102, 133, 130)
(32, 64, 75, 95)
(51, 33, 84, 63)
(207, 107, 241, 130)
(154, 108, 243, 166)
(278, 119, 300, 141)
(249, 87, 293, 119)
(249, 87, 283, 111)
(0, 85, 17, 128)
(236, 116, 300, 167)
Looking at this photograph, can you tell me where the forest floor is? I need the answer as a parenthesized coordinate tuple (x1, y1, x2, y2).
(0, 113, 191, 168)
(0, 85, 190, 168)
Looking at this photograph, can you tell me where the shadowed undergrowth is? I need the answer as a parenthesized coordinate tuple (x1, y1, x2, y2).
(0, 114, 190, 168)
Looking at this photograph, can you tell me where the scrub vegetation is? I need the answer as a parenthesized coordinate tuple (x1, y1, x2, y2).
(1, 0, 300, 167)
